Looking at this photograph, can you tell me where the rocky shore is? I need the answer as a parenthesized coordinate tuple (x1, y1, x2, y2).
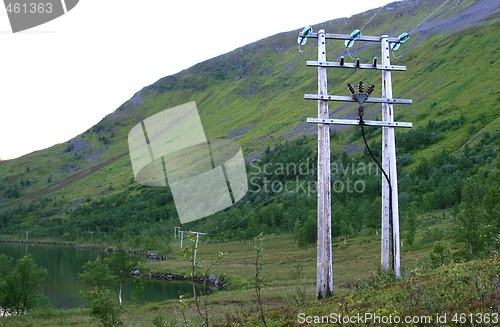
(131, 270, 226, 288)
(0, 308, 14, 317)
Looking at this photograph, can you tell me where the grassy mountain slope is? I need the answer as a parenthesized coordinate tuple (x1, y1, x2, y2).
(0, 0, 498, 233)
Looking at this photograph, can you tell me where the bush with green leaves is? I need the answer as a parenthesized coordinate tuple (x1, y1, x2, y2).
(429, 241, 452, 268)
(0, 254, 47, 315)
(79, 256, 123, 327)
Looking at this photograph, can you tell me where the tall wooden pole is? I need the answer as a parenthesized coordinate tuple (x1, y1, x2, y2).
(316, 30, 333, 298)
(381, 35, 401, 277)
(380, 36, 391, 273)
(302, 30, 410, 282)
(180, 231, 185, 249)
(192, 231, 206, 264)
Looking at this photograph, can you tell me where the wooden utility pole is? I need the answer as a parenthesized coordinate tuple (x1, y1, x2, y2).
(315, 30, 334, 299)
(174, 226, 181, 240)
(179, 230, 185, 248)
(192, 231, 206, 264)
(302, 30, 412, 286)
(381, 35, 401, 277)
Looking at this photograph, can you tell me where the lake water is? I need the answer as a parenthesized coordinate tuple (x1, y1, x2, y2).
(0, 242, 193, 309)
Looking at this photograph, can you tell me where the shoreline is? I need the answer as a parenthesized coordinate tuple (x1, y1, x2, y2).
(0, 239, 225, 288)
(0, 239, 169, 260)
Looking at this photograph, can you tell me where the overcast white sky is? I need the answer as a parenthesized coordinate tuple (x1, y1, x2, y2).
(0, 0, 399, 160)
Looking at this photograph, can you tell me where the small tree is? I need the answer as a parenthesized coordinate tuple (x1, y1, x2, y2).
(289, 260, 307, 308)
(3, 254, 47, 315)
(459, 160, 499, 255)
(0, 254, 13, 309)
(79, 256, 123, 327)
(430, 241, 452, 268)
(182, 231, 225, 327)
(454, 180, 487, 259)
(482, 164, 500, 254)
(294, 213, 316, 248)
(404, 210, 417, 249)
(254, 232, 266, 327)
(108, 247, 140, 306)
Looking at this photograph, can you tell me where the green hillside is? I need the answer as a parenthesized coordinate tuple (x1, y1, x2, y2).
(0, 0, 498, 245)
(0, 1, 499, 326)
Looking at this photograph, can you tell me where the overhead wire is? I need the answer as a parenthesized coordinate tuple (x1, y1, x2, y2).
(391, 0, 451, 59)
(408, 0, 451, 35)
(338, 4, 386, 60)
(198, 45, 319, 238)
(360, 5, 385, 31)
(330, 3, 388, 107)
(208, 143, 315, 237)
(345, 5, 399, 266)
(204, 107, 314, 237)
(194, 0, 453, 241)
(204, 77, 317, 237)
(197, 47, 322, 238)
(335, 0, 453, 122)
(185, 46, 285, 233)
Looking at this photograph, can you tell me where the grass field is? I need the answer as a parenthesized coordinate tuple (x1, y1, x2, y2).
(0, 232, 434, 327)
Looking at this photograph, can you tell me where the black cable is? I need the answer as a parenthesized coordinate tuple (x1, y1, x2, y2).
(359, 118, 390, 189)
(359, 117, 395, 271)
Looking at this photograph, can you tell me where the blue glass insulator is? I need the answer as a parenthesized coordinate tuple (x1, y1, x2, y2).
(345, 29, 361, 48)
(297, 26, 313, 45)
(350, 29, 362, 40)
(345, 39, 355, 48)
(398, 32, 410, 43)
(390, 42, 401, 51)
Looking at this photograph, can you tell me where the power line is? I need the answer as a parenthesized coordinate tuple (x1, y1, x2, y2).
(204, 105, 314, 236)
(409, 0, 451, 34)
(208, 143, 314, 237)
(197, 47, 319, 234)
(198, 0, 451, 239)
(361, 5, 385, 31)
(192, 46, 316, 234)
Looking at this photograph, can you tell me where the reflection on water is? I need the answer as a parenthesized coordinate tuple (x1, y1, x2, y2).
(0, 242, 193, 309)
